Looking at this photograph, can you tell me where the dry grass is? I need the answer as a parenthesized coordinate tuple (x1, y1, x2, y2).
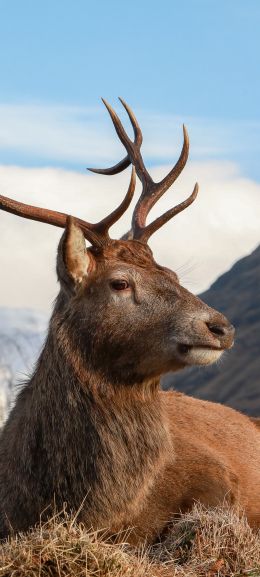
(151, 503, 260, 576)
(0, 510, 165, 577)
(0, 504, 259, 577)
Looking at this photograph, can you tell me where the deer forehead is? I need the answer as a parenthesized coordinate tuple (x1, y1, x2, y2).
(87, 240, 180, 284)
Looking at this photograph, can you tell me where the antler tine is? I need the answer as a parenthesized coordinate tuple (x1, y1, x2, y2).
(88, 99, 195, 244)
(130, 124, 190, 239)
(88, 97, 143, 176)
(139, 183, 199, 243)
(158, 125, 189, 195)
(0, 167, 136, 247)
(88, 155, 130, 176)
(93, 166, 136, 234)
(118, 97, 143, 146)
(89, 97, 153, 200)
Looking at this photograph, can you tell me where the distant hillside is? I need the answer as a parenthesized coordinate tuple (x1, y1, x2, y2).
(0, 308, 47, 424)
(163, 245, 260, 416)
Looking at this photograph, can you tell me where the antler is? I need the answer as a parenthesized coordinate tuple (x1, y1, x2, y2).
(89, 98, 198, 243)
(0, 167, 136, 247)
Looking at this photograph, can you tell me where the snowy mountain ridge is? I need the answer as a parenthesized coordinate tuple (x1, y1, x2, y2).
(0, 308, 48, 425)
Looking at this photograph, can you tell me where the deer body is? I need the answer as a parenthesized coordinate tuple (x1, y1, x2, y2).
(134, 392, 260, 541)
(0, 294, 259, 540)
(0, 99, 259, 541)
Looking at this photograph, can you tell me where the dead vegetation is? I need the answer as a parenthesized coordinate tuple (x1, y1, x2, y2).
(0, 504, 259, 577)
(151, 503, 260, 576)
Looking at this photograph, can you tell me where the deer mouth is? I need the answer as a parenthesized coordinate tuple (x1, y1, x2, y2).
(178, 343, 222, 354)
(177, 343, 224, 366)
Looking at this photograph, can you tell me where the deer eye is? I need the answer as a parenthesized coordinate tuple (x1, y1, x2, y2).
(110, 280, 129, 291)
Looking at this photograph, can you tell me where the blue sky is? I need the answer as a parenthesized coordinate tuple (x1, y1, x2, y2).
(1, 0, 260, 177)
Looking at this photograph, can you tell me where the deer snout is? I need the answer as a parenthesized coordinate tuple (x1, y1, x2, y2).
(177, 310, 235, 367)
(206, 316, 235, 349)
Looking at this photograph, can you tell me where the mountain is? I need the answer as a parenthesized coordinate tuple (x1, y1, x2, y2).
(0, 308, 48, 425)
(163, 245, 260, 416)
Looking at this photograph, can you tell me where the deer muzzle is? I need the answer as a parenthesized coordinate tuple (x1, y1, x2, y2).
(176, 308, 235, 367)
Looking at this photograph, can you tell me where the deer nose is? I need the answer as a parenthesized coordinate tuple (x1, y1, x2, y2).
(206, 321, 235, 348)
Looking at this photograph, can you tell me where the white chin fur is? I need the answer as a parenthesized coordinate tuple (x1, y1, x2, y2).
(184, 348, 223, 366)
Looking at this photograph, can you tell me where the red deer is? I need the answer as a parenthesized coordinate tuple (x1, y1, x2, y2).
(0, 99, 259, 543)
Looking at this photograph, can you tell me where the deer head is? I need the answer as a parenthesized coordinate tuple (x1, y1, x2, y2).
(0, 99, 234, 386)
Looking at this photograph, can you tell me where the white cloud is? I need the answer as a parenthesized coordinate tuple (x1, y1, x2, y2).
(0, 102, 258, 166)
(0, 161, 259, 311)
(0, 103, 116, 163)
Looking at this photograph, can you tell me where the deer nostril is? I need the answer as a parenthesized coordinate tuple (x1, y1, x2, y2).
(206, 323, 232, 337)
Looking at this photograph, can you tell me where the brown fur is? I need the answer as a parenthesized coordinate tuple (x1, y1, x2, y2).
(251, 417, 260, 430)
(0, 225, 259, 543)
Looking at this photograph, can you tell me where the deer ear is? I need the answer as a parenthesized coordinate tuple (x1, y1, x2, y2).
(57, 217, 94, 288)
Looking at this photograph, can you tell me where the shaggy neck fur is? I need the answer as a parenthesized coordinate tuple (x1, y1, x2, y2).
(0, 294, 172, 538)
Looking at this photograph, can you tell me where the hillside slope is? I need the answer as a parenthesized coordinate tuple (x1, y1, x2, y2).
(0, 308, 47, 423)
(163, 245, 260, 415)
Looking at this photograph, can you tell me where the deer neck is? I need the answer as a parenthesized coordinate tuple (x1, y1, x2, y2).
(26, 305, 172, 529)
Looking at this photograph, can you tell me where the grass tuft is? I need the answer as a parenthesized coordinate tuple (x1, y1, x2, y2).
(0, 504, 259, 576)
(151, 503, 260, 576)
